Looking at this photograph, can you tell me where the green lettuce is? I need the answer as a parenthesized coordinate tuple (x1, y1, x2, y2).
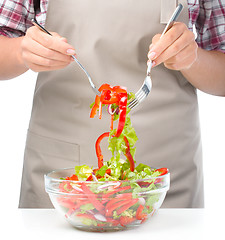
(74, 165, 92, 181)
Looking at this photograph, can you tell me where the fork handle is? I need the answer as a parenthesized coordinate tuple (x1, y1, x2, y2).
(31, 18, 52, 36)
(147, 3, 183, 75)
(160, 3, 183, 37)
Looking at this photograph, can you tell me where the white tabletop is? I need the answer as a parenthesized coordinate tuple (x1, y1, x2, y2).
(2, 208, 224, 240)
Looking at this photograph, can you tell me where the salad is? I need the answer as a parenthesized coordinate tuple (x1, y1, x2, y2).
(56, 84, 169, 229)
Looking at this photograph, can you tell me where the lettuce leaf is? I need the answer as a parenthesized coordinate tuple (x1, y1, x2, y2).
(107, 102, 138, 177)
(74, 165, 92, 181)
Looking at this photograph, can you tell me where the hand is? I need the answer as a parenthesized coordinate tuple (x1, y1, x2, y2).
(147, 22, 198, 71)
(20, 26, 76, 72)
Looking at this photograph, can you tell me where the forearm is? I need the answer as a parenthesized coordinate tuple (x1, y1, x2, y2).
(181, 47, 225, 96)
(0, 36, 28, 80)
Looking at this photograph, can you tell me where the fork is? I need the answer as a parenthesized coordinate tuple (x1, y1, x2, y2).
(31, 19, 101, 96)
(128, 3, 183, 109)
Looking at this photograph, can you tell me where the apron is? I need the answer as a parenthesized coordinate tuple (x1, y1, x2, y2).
(19, 0, 204, 208)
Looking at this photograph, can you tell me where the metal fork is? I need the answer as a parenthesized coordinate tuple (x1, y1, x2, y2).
(128, 3, 183, 109)
(31, 19, 100, 96)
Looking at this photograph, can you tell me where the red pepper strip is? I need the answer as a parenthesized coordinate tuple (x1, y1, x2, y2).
(107, 197, 131, 207)
(99, 84, 120, 104)
(106, 169, 111, 175)
(95, 132, 110, 169)
(90, 95, 100, 118)
(66, 200, 91, 216)
(98, 101, 102, 119)
(136, 205, 144, 220)
(57, 198, 75, 209)
(105, 199, 131, 217)
(154, 168, 169, 184)
(100, 85, 126, 105)
(116, 199, 139, 215)
(119, 216, 136, 227)
(123, 136, 135, 171)
(112, 86, 127, 93)
(136, 204, 147, 220)
(141, 216, 148, 224)
(86, 174, 93, 181)
(105, 198, 125, 210)
(98, 83, 113, 92)
(97, 223, 106, 227)
(101, 92, 119, 105)
(76, 213, 96, 220)
(121, 171, 127, 180)
(101, 186, 131, 204)
(99, 84, 118, 105)
(113, 93, 127, 137)
(156, 168, 169, 176)
(104, 192, 133, 214)
(59, 182, 66, 192)
(90, 84, 112, 119)
(114, 192, 133, 199)
(100, 89, 111, 101)
(65, 174, 78, 181)
(106, 217, 120, 226)
(70, 174, 78, 180)
(105, 186, 132, 198)
(81, 183, 105, 213)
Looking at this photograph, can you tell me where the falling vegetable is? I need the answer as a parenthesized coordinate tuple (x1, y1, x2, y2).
(56, 83, 169, 229)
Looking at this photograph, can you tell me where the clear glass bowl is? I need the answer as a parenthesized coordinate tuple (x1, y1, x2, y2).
(45, 167, 170, 232)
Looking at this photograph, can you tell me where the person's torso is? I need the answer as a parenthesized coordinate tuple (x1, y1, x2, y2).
(20, 0, 204, 208)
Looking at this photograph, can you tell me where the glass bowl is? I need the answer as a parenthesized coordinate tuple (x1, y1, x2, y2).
(45, 167, 170, 232)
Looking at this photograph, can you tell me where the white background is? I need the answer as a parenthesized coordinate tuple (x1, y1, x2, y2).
(0, 70, 224, 210)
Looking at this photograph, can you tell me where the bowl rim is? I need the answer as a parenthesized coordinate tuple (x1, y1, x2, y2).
(44, 167, 170, 184)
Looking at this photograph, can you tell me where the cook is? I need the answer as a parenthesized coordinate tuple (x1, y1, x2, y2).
(0, 0, 224, 208)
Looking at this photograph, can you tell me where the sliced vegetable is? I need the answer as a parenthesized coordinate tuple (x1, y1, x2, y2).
(56, 83, 169, 229)
(113, 92, 127, 138)
(136, 204, 147, 220)
(123, 136, 135, 171)
(105, 199, 131, 217)
(95, 132, 110, 169)
(116, 199, 139, 215)
(119, 216, 136, 227)
(81, 183, 105, 214)
(156, 168, 169, 176)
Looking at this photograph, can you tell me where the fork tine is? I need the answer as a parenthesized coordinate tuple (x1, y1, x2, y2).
(135, 88, 143, 97)
(128, 91, 146, 108)
(128, 98, 139, 109)
(135, 87, 147, 98)
(128, 83, 151, 109)
(129, 97, 138, 106)
(129, 101, 138, 109)
(138, 93, 147, 102)
(136, 91, 146, 100)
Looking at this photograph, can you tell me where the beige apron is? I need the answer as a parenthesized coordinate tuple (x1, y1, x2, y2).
(19, 0, 204, 208)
